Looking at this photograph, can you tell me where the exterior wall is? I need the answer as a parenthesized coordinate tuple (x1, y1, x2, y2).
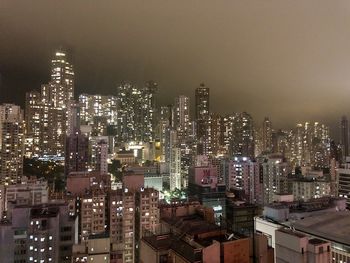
(275, 230, 308, 263)
(160, 202, 201, 219)
(262, 157, 289, 204)
(139, 189, 159, 237)
(123, 174, 144, 192)
(67, 175, 91, 195)
(191, 166, 218, 189)
(0, 224, 14, 262)
(87, 254, 110, 262)
(1, 203, 77, 263)
(123, 191, 135, 263)
(202, 241, 220, 263)
(222, 238, 250, 263)
(292, 180, 331, 201)
(307, 242, 331, 263)
(337, 165, 350, 205)
(255, 217, 281, 249)
(170, 147, 181, 190)
(81, 192, 106, 238)
(226, 158, 262, 204)
(169, 250, 191, 263)
(254, 233, 274, 263)
(0, 185, 4, 217)
(109, 191, 123, 244)
(140, 240, 158, 263)
(5, 180, 47, 209)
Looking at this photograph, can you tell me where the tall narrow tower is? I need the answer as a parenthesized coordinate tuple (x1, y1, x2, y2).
(51, 49, 74, 107)
(195, 83, 210, 140)
(341, 116, 349, 158)
(262, 117, 272, 152)
(0, 104, 24, 184)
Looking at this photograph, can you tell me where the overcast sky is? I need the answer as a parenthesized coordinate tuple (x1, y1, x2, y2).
(1, 0, 350, 136)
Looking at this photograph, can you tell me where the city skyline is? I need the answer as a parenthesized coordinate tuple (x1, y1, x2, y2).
(2, 2, 350, 261)
(1, 0, 350, 134)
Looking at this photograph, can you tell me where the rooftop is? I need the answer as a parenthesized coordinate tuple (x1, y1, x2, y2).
(309, 238, 328, 245)
(293, 211, 350, 246)
(142, 234, 202, 262)
(162, 214, 221, 236)
(277, 228, 307, 238)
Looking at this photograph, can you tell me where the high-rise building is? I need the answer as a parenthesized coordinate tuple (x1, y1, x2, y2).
(25, 49, 75, 157)
(115, 81, 158, 144)
(262, 117, 272, 153)
(170, 147, 181, 190)
(224, 157, 263, 204)
(231, 112, 255, 158)
(195, 83, 209, 121)
(188, 156, 226, 224)
(261, 154, 290, 204)
(67, 101, 81, 136)
(5, 177, 49, 209)
(174, 95, 190, 140)
(140, 81, 158, 142)
(116, 82, 142, 143)
(195, 83, 210, 140)
(0, 104, 24, 184)
(337, 157, 350, 206)
(341, 116, 349, 158)
(51, 49, 74, 105)
(222, 115, 234, 155)
(272, 129, 289, 156)
(95, 139, 108, 174)
(79, 94, 118, 126)
(0, 203, 77, 263)
(80, 190, 107, 240)
(65, 130, 89, 176)
(156, 106, 171, 162)
(289, 122, 330, 169)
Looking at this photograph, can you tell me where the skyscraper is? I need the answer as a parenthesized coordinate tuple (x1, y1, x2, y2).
(25, 49, 75, 157)
(341, 116, 349, 158)
(140, 81, 158, 142)
(65, 131, 89, 176)
(261, 154, 290, 204)
(116, 82, 142, 143)
(195, 83, 209, 140)
(231, 112, 255, 158)
(0, 104, 24, 184)
(156, 106, 171, 161)
(25, 87, 65, 157)
(79, 94, 118, 126)
(174, 95, 190, 140)
(262, 117, 272, 152)
(195, 83, 209, 121)
(51, 49, 74, 106)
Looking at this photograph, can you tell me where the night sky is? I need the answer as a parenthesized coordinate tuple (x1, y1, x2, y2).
(1, 0, 350, 135)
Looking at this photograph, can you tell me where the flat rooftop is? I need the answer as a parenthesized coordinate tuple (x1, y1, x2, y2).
(309, 238, 328, 245)
(293, 211, 350, 246)
(142, 234, 202, 262)
(278, 228, 307, 238)
(162, 215, 221, 236)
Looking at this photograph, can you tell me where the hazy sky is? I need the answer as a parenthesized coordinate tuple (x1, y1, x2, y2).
(1, 0, 350, 135)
